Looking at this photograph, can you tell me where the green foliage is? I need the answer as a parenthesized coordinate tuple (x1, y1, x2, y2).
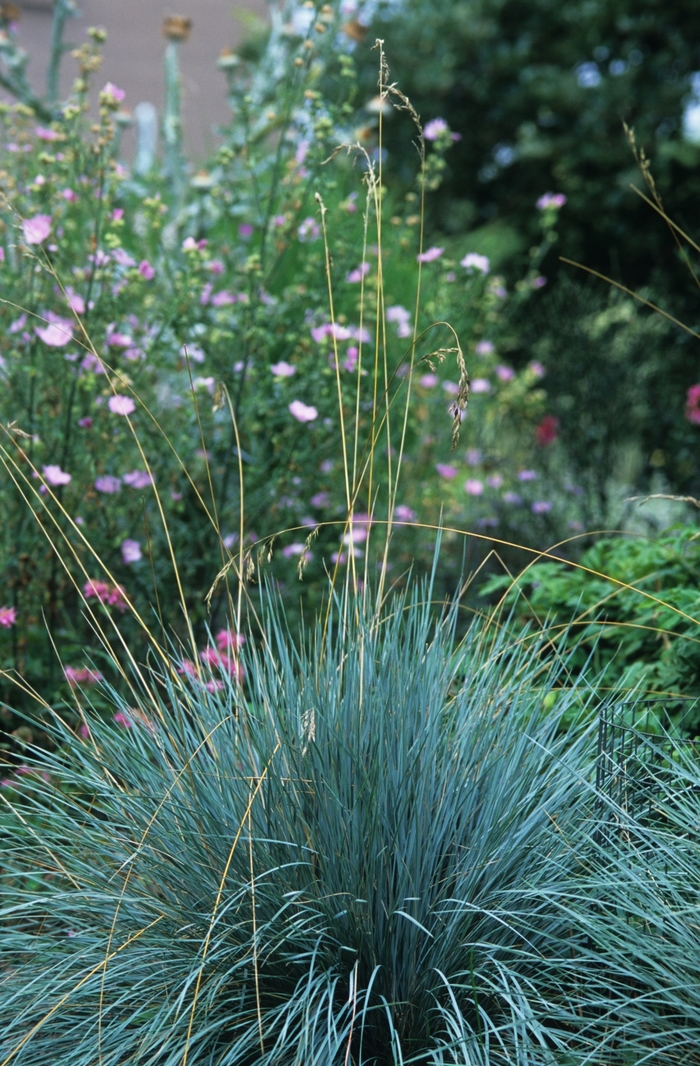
(481, 523, 700, 718)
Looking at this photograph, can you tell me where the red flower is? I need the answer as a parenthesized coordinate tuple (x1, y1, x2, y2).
(535, 415, 559, 446)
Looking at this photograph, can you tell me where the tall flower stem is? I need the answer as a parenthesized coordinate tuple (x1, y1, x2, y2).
(47, 0, 75, 108)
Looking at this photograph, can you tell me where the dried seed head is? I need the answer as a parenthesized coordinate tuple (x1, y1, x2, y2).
(162, 15, 192, 41)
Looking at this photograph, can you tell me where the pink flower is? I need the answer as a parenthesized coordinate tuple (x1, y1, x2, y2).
(685, 384, 700, 424)
(531, 275, 547, 289)
(495, 365, 515, 382)
(216, 629, 245, 652)
(107, 584, 128, 611)
(101, 82, 126, 104)
(178, 659, 198, 678)
(461, 252, 490, 275)
(207, 258, 225, 274)
(419, 373, 438, 388)
(0, 606, 16, 628)
(211, 290, 237, 306)
(464, 479, 484, 496)
(36, 126, 60, 141)
(436, 463, 457, 479)
(394, 504, 416, 521)
(139, 260, 155, 280)
(113, 711, 133, 729)
(84, 579, 111, 603)
(528, 360, 545, 378)
(62, 188, 78, 203)
(518, 469, 538, 482)
(22, 214, 51, 244)
(471, 378, 492, 394)
(346, 262, 370, 283)
(535, 415, 559, 446)
(343, 346, 359, 372)
(282, 542, 306, 558)
(66, 288, 85, 314)
(297, 217, 320, 242)
(65, 666, 102, 688)
(289, 400, 318, 423)
(123, 470, 152, 489)
(113, 247, 135, 267)
(36, 316, 73, 347)
(121, 539, 142, 564)
(108, 394, 136, 416)
(475, 340, 494, 356)
(487, 474, 504, 489)
(466, 448, 482, 465)
(270, 360, 296, 377)
(43, 464, 71, 486)
(239, 223, 254, 238)
(532, 500, 552, 514)
(95, 475, 121, 494)
(206, 679, 225, 692)
(423, 118, 448, 141)
(417, 246, 444, 263)
(536, 192, 566, 210)
(442, 381, 460, 396)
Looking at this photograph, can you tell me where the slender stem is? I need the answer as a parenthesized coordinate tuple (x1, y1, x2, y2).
(163, 39, 184, 201)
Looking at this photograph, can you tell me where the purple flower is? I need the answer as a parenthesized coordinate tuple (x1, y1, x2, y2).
(22, 214, 51, 245)
(464, 479, 484, 496)
(536, 192, 567, 210)
(531, 500, 552, 514)
(466, 449, 482, 466)
(517, 470, 538, 482)
(139, 260, 155, 280)
(460, 252, 490, 274)
(528, 360, 545, 378)
(394, 504, 416, 521)
(106, 330, 132, 348)
(436, 463, 457, 479)
(502, 491, 523, 505)
(78, 416, 92, 428)
(495, 365, 515, 382)
(180, 344, 205, 364)
(471, 378, 492, 394)
(0, 606, 16, 627)
(95, 475, 121, 494)
(289, 400, 318, 423)
(346, 262, 370, 283)
(121, 538, 142, 564)
(311, 491, 330, 508)
(423, 118, 448, 141)
(442, 381, 460, 396)
(36, 126, 60, 141)
(271, 360, 296, 377)
(43, 464, 71, 487)
(108, 395, 136, 416)
(211, 290, 237, 306)
(343, 346, 359, 372)
(123, 470, 152, 489)
(282, 542, 306, 558)
(239, 223, 254, 238)
(417, 246, 444, 263)
(475, 340, 494, 356)
(419, 373, 438, 388)
(487, 474, 504, 489)
(297, 217, 320, 242)
(531, 275, 547, 289)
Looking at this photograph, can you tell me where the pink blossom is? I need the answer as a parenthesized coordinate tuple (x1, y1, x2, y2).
(123, 470, 152, 489)
(216, 629, 245, 652)
(532, 500, 552, 514)
(200, 282, 213, 305)
(471, 378, 492, 394)
(178, 659, 198, 678)
(9, 314, 26, 333)
(62, 188, 78, 203)
(394, 504, 416, 521)
(442, 381, 460, 396)
(239, 223, 254, 238)
(138, 260, 155, 280)
(685, 384, 700, 424)
(106, 330, 132, 348)
(289, 400, 318, 423)
(65, 666, 102, 688)
(419, 373, 438, 388)
(65, 288, 85, 314)
(528, 360, 545, 378)
(271, 360, 296, 377)
(517, 469, 538, 482)
(95, 475, 121, 494)
(206, 679, 225, 692)
(36, 316, 73, 347)
(311, 491, 330, 508)
(466, 449, 482, 465)
(211, 290, 237, 306)
(495, 365, 514, 382)
(487, 474, 504, 489)
(346, 262, 370, 283)
(36, 126, 60, 141)
(81, 353, 105, 374)
(113, 711, 133, 729)
(43, 464, 71, 487)
(207, 258, 225, 273)
(436, 463, 457, 479)
(461, 252, 490, 275)
(297, 217, 320, 242)
(108, 394, 136, 416)
(180, 343, 205, 364)
(475, 340, 494, 356)
(531, 275, 547, 289)
(465, 479, 484, 496)
(84, 579, 111, 603)
(343, 347, 359, 372)
(113, 247, 135, 267)
(535, 415, 559, 446)
(536, 192, 566, 210)
(417, 246, 444, 263)
(121, 539, 142, 564)
(101, 82, 126, 104)
(0, 605, 16, 628)
(282, 542, 306, 557)
(22, 214, 51, 244)
(423, 118, 448, 141)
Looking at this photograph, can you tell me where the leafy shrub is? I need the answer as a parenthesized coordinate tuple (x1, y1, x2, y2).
(481, 522, 700, 722)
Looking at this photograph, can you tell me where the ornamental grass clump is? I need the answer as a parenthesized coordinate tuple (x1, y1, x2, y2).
(0, 581, 617, 1065)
